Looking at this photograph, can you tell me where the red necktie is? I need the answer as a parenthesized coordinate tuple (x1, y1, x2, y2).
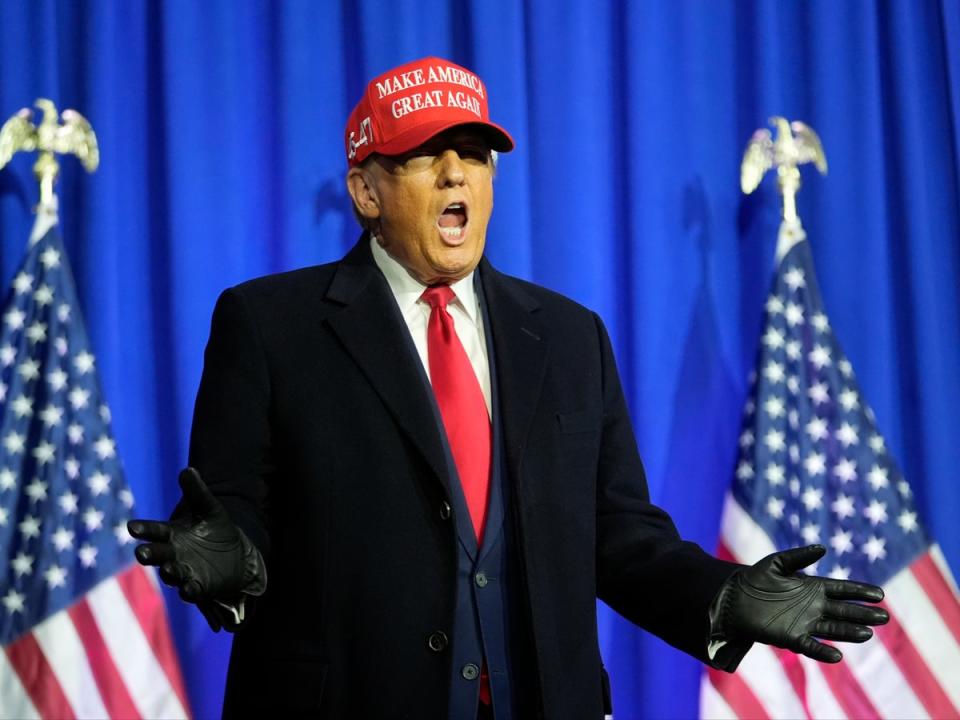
(421, 285, 491, 542)
(422, 286, 493, 707)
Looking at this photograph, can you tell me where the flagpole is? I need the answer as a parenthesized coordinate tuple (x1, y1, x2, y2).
(29, 196, 58, 246)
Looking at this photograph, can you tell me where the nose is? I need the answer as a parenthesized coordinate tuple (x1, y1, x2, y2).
(436, 149, 466, 188)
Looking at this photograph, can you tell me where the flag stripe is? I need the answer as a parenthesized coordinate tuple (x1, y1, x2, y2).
(720, 493, 777, 561)
(882, 565, 960, 712)
(873, 603, 958, 719)
(0, 647, 40, 720)
(116, 563, 191, 714)
(771, 649, 812, 719)
(840, 638, 929, 719)
(707, 668, 770, 720)
(5, 631, 75, 720)
(142, 561, 161, 591)
(87, 573, 188, 720)
(797, 660, 848, 720)
(735, 644, 810, 718)
(810, 657, 876, 720)
(716, 543, 736, 564)
(68, 598, 141, 720)
(700, 675, 739, 720)
(911, 551, 960, 646)
(32, 607, 110, 720)
(930, 545, 959, 595)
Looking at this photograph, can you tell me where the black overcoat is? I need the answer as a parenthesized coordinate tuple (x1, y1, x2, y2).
(188, 237, 737, 718)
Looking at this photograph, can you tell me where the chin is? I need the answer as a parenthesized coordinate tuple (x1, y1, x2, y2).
(430, 250, 481, 279)
(425, 268, 469, 284)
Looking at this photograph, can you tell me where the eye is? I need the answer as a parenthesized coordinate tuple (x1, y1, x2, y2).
(385, 137, 490, 173)
(385, 151, 437, 174)
(405, 148, 438, 160)
(458, 145, 490, 163)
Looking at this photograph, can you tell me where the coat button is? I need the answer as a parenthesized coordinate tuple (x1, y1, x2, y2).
(475, 571, 488, 587)
(427, 631, 448, 652)
(461, 663, 480, 681)
(439, 501, 452, 520)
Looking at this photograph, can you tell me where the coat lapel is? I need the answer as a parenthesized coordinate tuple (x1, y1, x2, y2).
(479, 259, 549, 483)
(324, 242, 549, 517)
(324, 238, 451, 489)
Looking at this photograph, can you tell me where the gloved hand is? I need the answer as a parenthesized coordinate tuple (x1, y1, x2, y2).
(717, 544, 889, 663)
(128, 467, 249, 611)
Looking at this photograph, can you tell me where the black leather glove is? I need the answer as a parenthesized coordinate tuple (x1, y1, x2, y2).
(128, 468, 261, 630)
(716, 544, 889, 663)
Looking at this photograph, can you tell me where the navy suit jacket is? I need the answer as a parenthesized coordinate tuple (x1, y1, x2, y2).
(188, 236, 737, 718)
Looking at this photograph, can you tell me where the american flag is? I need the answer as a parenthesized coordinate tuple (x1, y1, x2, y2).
(700, 222, 960, 720)
(0, 209, 189, 719)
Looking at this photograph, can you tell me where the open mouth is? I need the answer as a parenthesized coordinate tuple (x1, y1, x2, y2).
(437, 202, 468, 240)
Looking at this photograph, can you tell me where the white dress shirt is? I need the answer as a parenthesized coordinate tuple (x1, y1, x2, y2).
(370, 236, 492, 417)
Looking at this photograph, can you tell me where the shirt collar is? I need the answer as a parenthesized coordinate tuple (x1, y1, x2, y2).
(370, 235, 479, 323)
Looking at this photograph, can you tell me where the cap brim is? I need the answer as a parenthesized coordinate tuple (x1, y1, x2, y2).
(375, 119, 515, 159)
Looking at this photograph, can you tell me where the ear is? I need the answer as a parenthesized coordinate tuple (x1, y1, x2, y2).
(346, 167, 381, 221)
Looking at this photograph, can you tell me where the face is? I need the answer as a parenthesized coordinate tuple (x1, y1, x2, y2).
(347, 128, 494, 285)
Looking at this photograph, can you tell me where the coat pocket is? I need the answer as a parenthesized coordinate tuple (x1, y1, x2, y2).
(557, 409, 600, 434)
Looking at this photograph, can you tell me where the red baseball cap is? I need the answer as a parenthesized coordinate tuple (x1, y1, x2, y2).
(344, 56, 515, 167)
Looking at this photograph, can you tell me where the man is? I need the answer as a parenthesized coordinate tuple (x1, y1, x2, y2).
(129, 57, 888, 719)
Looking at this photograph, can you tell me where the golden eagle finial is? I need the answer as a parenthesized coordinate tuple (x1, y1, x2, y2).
(741, 116, 827, 224)
(0, 98, 99, 209)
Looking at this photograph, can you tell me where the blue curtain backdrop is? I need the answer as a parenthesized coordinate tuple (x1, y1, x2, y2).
(1, 1, 958, 718)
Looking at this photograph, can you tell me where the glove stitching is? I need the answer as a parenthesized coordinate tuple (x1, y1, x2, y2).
(785, 585, 821, 640)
